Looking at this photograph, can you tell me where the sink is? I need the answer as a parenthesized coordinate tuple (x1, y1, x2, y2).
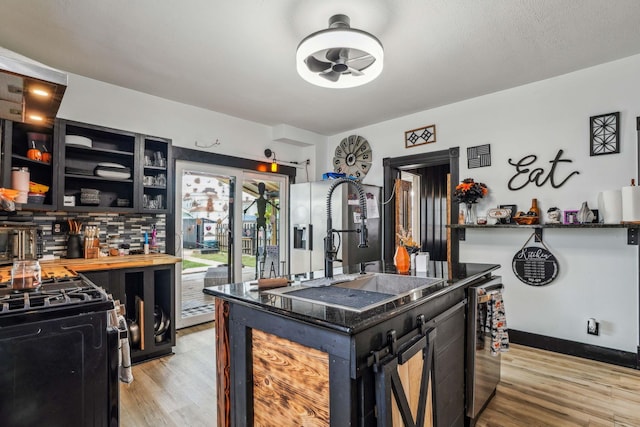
(265, 273, 444, 312)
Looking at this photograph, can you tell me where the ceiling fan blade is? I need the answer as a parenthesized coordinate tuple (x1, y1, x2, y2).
(347, 66, 364, 76)
(320, 70, 340, 82)
(326, 48, 349, 63)
(305, 56, 332, 73)
(345, 52, 373, 63)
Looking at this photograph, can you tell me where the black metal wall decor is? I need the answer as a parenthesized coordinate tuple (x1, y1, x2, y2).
(590, 112, 620, 156)
(467, 144, 491, 169)
(405, 125, 436, 148)
(507, 149, 580, 191)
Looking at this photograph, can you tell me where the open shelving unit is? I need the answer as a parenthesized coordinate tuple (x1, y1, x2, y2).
(449, 223, 640, 244)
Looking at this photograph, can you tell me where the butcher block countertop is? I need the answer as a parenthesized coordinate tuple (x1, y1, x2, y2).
(0, 254, 181, 282)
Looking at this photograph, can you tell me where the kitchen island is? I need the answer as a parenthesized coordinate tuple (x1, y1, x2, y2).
(205, 261, 499, 427)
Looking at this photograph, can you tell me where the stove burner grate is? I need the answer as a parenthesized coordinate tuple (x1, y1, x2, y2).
(0, 280, 109, 314)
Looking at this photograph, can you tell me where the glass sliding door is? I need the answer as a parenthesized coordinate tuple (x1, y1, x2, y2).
(240, 172, 288, 281)
(174, 161, 288, 329)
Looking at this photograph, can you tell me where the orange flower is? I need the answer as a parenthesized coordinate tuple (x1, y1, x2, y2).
(454, 178, 488, 204)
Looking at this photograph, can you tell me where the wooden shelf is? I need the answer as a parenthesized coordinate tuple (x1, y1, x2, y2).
(65, 144, 134, 157)
(11, 154, 52, 167)
(448, 223, 639, 244)
(65, 173, 134, 183)
(448, 223, 637, 229)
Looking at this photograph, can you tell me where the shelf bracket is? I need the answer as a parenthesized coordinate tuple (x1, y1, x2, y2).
(628, 228, 639, 245)
(458, 228, 466, 241)
(534, 227, 543, 243)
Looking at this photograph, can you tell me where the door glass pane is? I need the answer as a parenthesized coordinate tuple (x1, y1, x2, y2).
(241, 175, 285, 280)
(178, 166, 235, 327)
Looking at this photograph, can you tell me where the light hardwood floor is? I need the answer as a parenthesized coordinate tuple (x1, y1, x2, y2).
(120, 323, 640, 426)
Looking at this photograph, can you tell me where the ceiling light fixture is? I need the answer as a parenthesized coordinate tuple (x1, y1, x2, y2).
(296, 14, 383, 89)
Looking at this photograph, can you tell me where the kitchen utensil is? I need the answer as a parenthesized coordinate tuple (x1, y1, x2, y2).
(128, 296, 145, 349)
(127, 318, 140, 347)
(138, 296, 145, 350)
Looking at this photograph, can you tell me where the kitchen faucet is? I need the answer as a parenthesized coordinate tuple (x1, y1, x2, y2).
(324, 178, 368, 278)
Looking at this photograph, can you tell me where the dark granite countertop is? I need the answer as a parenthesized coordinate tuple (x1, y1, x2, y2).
(204, 261, 499, 334)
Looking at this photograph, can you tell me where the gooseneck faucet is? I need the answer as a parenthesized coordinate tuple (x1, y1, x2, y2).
(324, 178, 368, 279)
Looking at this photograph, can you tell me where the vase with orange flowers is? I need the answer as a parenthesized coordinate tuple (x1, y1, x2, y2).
(454, 178, 488, 224)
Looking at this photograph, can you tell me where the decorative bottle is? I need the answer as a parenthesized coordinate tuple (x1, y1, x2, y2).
(529, 198, 540, 217)
(393, 245, 410, 274)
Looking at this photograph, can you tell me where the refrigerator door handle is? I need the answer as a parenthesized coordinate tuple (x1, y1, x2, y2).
(308, 224, 312, 251)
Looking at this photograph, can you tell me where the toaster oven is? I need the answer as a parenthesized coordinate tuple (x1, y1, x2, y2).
(0, 225, 43, 264)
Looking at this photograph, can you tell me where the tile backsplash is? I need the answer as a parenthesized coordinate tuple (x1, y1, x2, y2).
(31, 212, 166, 259)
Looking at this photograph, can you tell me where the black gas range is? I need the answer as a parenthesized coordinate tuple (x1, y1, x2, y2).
(0, 276, 114, 326)
(0, 274, 119, 427)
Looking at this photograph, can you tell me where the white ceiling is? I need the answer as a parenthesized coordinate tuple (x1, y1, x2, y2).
(2, 0, 640, 136)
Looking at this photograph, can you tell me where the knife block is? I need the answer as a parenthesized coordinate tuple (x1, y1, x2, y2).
(84, 238, 100, 259)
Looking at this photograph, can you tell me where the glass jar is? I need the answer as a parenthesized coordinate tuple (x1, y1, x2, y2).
(11, 259, 42, 290)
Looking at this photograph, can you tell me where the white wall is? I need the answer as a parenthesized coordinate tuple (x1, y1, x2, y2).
(324, 54, 640, 353)
(57, 74, 313, 171)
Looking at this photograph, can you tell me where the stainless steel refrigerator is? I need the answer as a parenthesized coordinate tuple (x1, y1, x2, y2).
(290, 181, 381, 275)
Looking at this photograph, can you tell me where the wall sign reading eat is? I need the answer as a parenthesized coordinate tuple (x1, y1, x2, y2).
(508, 149, 579, 191)
(512, 246, 559, 286)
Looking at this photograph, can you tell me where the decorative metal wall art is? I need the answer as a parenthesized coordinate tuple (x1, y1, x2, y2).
(405, 125, 436, 148)
(590, 112, 619, 156)
(467, 144, 491, 169)
(507, 149, 579, 191)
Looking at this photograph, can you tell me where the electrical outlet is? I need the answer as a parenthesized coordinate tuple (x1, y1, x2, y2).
(587, 318, 600, 336)
(52, 221, 67, 235)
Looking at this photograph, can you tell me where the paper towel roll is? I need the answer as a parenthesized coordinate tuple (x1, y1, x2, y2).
(598, 190, 622, 224)
(621, 186, 640, 222)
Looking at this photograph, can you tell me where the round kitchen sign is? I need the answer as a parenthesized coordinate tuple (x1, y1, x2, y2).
(512, 246, 559, 286)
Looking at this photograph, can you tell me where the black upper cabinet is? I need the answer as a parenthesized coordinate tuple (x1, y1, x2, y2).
(140, 136, 172, 213)
(1, 120, 58, 210)
(55, 119, 172, 213)
(57, 120, 137, 212)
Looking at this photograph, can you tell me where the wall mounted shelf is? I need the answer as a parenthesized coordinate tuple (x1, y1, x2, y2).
(448, 223, 640, 245)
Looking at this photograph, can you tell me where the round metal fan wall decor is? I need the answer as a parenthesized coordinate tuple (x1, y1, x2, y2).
(333, 135, 372, 179)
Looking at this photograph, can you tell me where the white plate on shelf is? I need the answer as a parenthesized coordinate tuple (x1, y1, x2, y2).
(95, 169, 131, 179)
(65, 135, 92, 147)
(97, 162, 127, 169)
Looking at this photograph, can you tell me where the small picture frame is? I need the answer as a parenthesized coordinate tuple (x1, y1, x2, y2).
(499, 204, 517, 224)
(405, 125, 436, 148)
(564, 210, 579, 224)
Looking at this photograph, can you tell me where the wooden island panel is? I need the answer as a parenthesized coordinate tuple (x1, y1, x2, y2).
(392, 350, 433, 427)
(252, 329, 330, 426)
